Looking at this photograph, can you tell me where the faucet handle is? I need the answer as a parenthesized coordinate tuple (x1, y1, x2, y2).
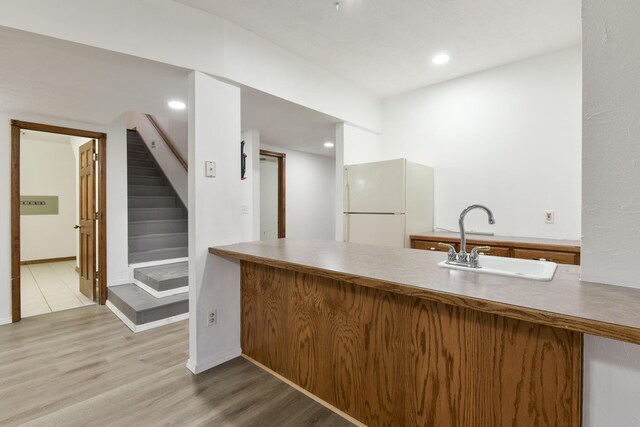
(438, 242, 457, 262)
(468, 246, 490, 268)
(470, 246, 491, 256)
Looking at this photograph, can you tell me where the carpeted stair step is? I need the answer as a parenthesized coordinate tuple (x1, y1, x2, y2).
(128, 247, 188, 264)
(128, 158, 155, 168)
(128, 175, 165, 186)
(129, 232, 188, 252)
(128, 185, 174, 197)
(128, 196, 180, 209)
(128, 165, 160, 176)
(108, 284, 188, 326)
(134, 262, 188, 292)
(127, 150, 152, 160)
(128, 219, 188, 236)
(128, 207, 186, 221)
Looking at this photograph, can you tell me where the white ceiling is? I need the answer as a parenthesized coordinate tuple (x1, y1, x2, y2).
(177, 0, 582, 98)
(242, 86, 338, 157)
(0, 26, 190, 125)
(0, 26, 338, 157)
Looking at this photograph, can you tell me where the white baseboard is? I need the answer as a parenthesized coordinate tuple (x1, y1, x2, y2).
(186, 347, 242, 375)
(107, 279, 131, 287)
(0, 316, 12, 326)
(106, 300, 188, 333)
(133, 279, 188, 299)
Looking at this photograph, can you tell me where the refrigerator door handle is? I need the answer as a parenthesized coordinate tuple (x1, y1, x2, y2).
(344, 167, 350, 214)
(344, 213, 349, 242)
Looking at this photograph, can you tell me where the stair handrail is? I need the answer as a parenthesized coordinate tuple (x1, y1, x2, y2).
(145, 114, 188, 171)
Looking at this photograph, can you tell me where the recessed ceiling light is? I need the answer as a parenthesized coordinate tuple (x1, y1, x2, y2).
(432, 54, 450, 65)
(324, 142, 335, 148)
(168, 100, 186, 110)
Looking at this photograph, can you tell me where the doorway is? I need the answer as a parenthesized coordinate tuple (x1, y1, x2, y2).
(11, 120, 107, 322)
(259, 149, 286, 239)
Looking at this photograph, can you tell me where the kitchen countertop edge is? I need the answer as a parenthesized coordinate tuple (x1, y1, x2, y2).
(210, 240, 640, 345)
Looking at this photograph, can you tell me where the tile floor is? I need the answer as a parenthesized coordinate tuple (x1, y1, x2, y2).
(21, 260, 95, 317)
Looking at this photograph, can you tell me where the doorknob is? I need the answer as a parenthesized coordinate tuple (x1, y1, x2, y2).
(74, 225, 80, 229)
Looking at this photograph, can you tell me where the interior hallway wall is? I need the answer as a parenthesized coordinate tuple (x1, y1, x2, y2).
(187, 71, 242, 373)
(240, 130, 260, 242)
(259, 156, 279, 240)
(372, 46, 582, 239)
(582, 1, 640, 425)
(261, 144, 335, 240)
(19, 137, 76, 261)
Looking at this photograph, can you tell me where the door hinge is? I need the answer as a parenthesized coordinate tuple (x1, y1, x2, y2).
(93, 152, 98, 161)
(95, 271, 99, 280)
(94, 212, 99, 220)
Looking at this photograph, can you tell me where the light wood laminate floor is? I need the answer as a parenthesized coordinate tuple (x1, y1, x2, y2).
(0, 306, 352, 427)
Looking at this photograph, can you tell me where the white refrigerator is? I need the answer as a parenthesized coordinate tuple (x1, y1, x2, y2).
(343, 159, 434, 248)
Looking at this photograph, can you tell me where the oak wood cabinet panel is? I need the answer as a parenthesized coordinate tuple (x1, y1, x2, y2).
(512, 248, 578, 265)
(469, 245, 510, 257)
(410, 233, 580, 265)
(412, 240, 458, 252)
(241, 261, 582, 427)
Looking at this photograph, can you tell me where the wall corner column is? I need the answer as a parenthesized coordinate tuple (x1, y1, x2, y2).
(187, 71, 242, 374)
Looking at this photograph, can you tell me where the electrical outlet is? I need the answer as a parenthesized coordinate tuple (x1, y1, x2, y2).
(208, 309, 217, 327)
(545, 210, 555, 224)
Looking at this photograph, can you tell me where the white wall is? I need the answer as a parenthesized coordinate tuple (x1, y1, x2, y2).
(343, 124, 382, 166)
(187, 72, 242, 374)
(365, 46, 581, 239)
(240, 130, 260, 242)
(582, 2, 640, 426)
(127, 111, 188, 205)
(261, 144, 335, 240)
(259, 157, 279, 240)
(0, 0, 380, 133)
(151, 114, 188, 161)
(19, 137, 76, 261)
(0, 111, 129, 324)
(582, 1, 640, 288)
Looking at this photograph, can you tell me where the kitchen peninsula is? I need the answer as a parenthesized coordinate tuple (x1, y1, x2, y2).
(210, 239, 640, 426)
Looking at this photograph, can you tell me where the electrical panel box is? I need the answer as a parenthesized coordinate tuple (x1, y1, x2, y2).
(20, 195, 59, 215)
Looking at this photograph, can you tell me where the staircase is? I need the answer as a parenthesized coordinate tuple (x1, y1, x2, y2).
(106, 129, 189, 332)
(126, 129, 188, 264)
(107, 262, 189, 332)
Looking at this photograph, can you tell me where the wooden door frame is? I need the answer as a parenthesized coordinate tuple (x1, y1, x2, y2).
(260, 149, 286, 238)
(10, 120, 108, 322)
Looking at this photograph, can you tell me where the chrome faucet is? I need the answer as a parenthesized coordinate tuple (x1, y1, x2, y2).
(439, 204, 495, 268)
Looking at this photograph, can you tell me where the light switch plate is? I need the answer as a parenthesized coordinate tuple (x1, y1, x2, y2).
(241, 205, 249, 214)
(205, 161, 216, 177)
(545, 210, 555, 224)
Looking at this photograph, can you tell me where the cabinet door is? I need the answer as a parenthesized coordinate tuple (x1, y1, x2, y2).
(513, 249, 578, 265)
(412, 240, 458, 253)
(468, 245, 510, 258)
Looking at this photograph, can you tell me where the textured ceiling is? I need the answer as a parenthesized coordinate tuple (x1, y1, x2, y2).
(0, 26, 190, 125)
(177, 0, 581, 98)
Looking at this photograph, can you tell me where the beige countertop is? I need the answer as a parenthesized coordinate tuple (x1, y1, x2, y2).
(410, 231, 580, 252)
(210, 239, 640, 345)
